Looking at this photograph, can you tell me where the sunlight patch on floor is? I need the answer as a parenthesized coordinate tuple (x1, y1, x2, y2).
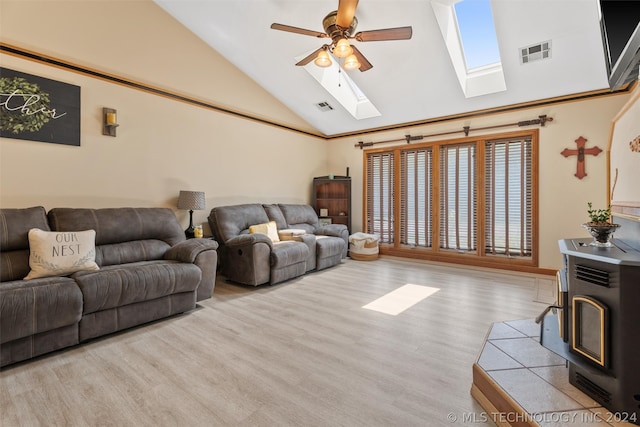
(362, 284, 440, 315)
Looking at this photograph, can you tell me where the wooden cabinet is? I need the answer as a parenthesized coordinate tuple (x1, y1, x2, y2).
(313, 176, 351, 233)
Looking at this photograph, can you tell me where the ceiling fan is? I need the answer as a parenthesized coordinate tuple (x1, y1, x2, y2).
(270, 0, 412, 72)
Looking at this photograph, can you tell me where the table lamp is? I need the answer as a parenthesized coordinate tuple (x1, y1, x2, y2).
(177, 190, 205, 238)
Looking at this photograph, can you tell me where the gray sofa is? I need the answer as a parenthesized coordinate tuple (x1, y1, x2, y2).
(0, 206, 218, 367)
(208, 203, 347, 286)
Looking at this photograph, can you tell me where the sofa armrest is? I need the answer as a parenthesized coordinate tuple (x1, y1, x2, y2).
(220, 233, 273, 286)
(315, 224, 348, 239)
(164, 238, 219, 263)
(164, 239, 219, 301)
(225, 233, 273, 249)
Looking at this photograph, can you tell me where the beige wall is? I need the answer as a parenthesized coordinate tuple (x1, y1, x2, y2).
(609, 85, 640, 205)
(327, 94, 630, 270)
(0, 0, 327, 235)
(0, 0, 316, 134)
(0, 0, 632, 270)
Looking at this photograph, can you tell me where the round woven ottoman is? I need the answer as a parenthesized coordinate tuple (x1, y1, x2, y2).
(349, 232, 380, 261)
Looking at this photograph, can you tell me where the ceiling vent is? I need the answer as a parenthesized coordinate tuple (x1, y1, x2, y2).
(315, 101, 334, 112)
(520, 40, 552, 64)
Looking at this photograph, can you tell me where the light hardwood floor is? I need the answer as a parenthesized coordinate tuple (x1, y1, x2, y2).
(0, 257, 551, 426)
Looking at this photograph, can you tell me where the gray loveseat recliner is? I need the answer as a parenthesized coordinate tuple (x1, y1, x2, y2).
(0, 206, 218, 367)
(208, 203, 347, 286)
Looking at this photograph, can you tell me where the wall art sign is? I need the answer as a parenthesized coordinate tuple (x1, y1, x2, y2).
(0, 67, 80, 146)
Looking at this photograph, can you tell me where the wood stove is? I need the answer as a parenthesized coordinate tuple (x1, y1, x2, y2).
(541, 212, 640, 425)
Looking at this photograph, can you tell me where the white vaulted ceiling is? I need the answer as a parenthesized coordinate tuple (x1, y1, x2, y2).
(154, 0, 614, 137)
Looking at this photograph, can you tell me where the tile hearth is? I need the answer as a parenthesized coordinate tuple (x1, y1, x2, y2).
(471, 319, 634, 427)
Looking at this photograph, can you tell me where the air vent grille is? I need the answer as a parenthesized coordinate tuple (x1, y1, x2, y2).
(576, 264, 610, 287)
(520, 40, 552, 64)
(316, 101, 334, 112)
(575, 372, 612, 404)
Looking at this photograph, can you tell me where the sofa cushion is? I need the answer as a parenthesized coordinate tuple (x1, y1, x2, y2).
(72, 260, 201, 315)
(0, 276, 82, 343)
(249, 221, 280, 243)
(1, 250, 31, 283)
(278, 204, 319, 234)
(316, 235, 346, 259)
(48, 207, 185, 246)
(209, 204, 270, 243)
(48, 208, 185, 266)
(0, 206, 51, 251)
(0, 206, 50, 282)
(315, 236, 346, 270)
(96, 240, 172, 267)
(262, 204, 288, 229)
(270, 242, 309, 269)
(24, 228, 99, 280)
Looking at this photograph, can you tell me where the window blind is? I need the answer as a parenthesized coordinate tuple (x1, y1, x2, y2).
(363, 130, 536, 267)
(439, 143, 476, 252)
(366, 152, 395, 243)
(484, 137, 532, 256)
(400, 149, 433, 247)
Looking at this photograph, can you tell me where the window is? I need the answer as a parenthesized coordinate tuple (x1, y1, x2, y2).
(431, 0, 506, 98)
(484, 136, 533, 257)
(454, 0, 501, 70)
(401, 149, 433, 248)
(439, 143, 476, 252)
(366, 152, 394, 243)
(364, 130, 538, 270)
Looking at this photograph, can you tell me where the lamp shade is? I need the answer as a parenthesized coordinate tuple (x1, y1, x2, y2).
(177, 190, 206, 210)
(314, 49, 333, 67)
(343, 54, 361, 71)
(333, 38, 353, 58)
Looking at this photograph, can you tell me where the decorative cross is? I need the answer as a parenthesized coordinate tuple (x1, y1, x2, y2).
(561, 136, 602, 179)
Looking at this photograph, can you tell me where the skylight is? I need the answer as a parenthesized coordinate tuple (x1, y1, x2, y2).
(297, 50, 381, 120)
(454, 0, 501, 70)
(431, 0, 506, 98)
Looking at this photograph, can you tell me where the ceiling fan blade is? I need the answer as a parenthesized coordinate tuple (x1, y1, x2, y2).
(354, 26, 413, 42)
(336, 0, 359, 28)
(270, 23, 327, 38)
(295, 46, 326, 66)
(350, 45, 373, 72)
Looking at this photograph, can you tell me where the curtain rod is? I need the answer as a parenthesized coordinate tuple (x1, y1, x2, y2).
(354, 115, 553, 149)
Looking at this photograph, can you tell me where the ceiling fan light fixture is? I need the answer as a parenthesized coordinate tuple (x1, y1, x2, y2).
(343, 54, 361, 71)
(314, 49, 333, 67)
(333, 37, 353, 58)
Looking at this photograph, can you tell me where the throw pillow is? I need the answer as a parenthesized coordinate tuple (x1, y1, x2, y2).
(249, 221, 280, 243)
(278, 228, 307, 241)
(24, 228, 100, 280)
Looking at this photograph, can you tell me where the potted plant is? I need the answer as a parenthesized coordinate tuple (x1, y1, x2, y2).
(583, 202, 620, 247)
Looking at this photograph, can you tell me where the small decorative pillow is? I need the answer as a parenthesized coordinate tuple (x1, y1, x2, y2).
(24, 228, 99, 280)
(278, 229, 307, 241)
(249, 221, 280, 243)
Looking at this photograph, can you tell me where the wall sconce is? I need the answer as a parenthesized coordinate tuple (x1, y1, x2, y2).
(102, 107, 119, 137)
